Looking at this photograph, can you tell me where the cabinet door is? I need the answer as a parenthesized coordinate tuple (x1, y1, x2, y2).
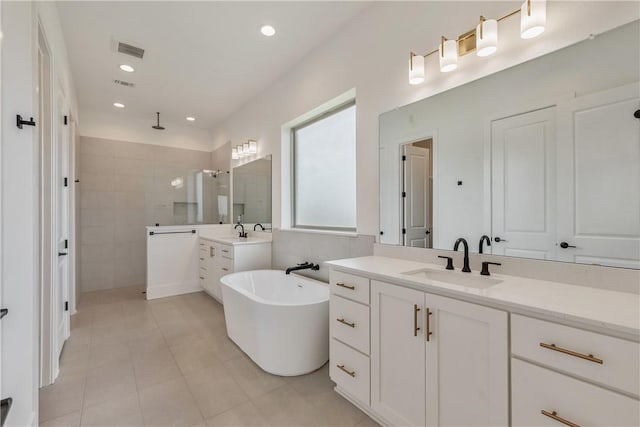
(425, 294, 508, 426)
(371, 280, 426, 426)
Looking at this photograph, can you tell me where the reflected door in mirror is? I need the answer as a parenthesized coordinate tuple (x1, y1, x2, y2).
(403, 142, 432, 248)
(491, 107, 556, 260)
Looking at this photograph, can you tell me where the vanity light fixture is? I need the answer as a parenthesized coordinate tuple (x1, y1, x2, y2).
(407, 0, 546, 84)
(119, 64, 135, 73)
(439, 37, 458, 72)
(261, 25, 276, 37)
(409, 52, 425, 85)
(476, 16, 498, 57)
(113, 102, 125, 108)
(520, 0, 546, 39)
(247, 139, 258, 154)
(243, 141, 250, 155)
(232, 147, 239, 160)
(237, 144, 244, 158)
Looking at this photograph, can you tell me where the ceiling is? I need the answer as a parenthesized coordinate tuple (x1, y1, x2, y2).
(57, 1, 368, 130)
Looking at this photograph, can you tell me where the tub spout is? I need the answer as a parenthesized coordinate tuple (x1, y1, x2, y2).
(285, 262, 320, 275)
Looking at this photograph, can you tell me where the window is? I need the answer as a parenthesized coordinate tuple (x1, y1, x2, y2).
(292, 102, 356, 231)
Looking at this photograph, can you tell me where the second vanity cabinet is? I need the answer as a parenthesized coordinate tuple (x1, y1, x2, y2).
(199, 238, 271, 302)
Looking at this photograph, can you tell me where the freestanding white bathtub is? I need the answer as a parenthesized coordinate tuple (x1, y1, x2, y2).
(220, 269, 329, 376)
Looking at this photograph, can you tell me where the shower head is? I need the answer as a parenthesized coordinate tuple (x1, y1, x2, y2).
(152, 112, 165, 130)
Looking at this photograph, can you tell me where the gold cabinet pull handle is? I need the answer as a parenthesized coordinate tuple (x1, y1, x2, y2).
(413, 304, 421, 336)
(336, 318, 356, 328)
(199, 276, 205, 280)
(425, 308, 433, 342)
(336, 282, 355, 290)
(541, 410, 580, 427)
(539, 343, 603, 364)
(222, 267, 229, 272)
(336, 364, 355, 378)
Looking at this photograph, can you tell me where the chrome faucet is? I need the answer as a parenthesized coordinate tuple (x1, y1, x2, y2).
(453, 238, 471, 272)
(234, 222, 248, 238)
(479, 235, 491, 254)
(285, 262, 320, 275)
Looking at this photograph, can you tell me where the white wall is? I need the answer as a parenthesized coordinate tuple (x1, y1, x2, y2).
(80, 108, 213, 152)
(210, 1, 639, 236)
(1, 1, 79, 424)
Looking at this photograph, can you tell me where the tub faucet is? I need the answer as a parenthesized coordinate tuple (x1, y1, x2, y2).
(234, 222, 247, 238)
(479, 235, 491, 254)
(453, 238, 471, 273)
(285, 262, 320, 275)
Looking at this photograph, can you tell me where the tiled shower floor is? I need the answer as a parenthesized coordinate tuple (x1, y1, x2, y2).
(39, 286, 378, 427)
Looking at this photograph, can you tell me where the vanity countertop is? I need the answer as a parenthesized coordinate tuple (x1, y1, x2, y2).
(325, 256, 640, 339)
(199, 234, 271, 246)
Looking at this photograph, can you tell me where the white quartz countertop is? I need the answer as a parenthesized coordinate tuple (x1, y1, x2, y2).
(325, 256, 640, 339)
(199, 234, 271, 246)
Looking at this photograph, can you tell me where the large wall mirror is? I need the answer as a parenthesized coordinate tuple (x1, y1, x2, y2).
(233, 155, 272, 231)
(379, 21, 640, 269)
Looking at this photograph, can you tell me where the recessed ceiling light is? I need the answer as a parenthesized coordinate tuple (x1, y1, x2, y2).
(260, 25, 276, 37)
(119, 64, 135, 73)
(113, 102, 125, 108)
(186, 117, 195, 122)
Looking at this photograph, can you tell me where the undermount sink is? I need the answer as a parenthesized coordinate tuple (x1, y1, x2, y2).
(401, 268, 503, 289)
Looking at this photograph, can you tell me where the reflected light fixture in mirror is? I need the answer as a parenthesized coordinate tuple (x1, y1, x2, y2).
(232, 147, 238, 159)
(439, 37, 458, 72)
(476, 16, 498, 57)
(248, 139, 257, 154)
(409, 52, 425, 85)
(243, 141, 250, 155)
(237, 144, 244, 157)
(521, 0, 546, 39)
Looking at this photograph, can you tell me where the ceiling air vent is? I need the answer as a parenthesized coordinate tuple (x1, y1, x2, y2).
(114, 79, 135, 88)
(117, 42, 145, 59)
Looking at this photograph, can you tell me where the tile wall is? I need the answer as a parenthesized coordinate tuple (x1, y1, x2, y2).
(78, 137, 215, 292)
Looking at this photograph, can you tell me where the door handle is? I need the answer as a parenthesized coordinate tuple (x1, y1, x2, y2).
(493, 236, 507, 242)
(0, 308, 8, 319)
(425, 230, 431, 235)
(58, 252, 68, 256)
(559, 242, 576, 249)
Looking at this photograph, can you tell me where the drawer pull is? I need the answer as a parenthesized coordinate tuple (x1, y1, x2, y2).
(541, 410, 580, 427)
(539, 342, 603, 365)
(222, 249, 230, 253)
(222, 268, 229, 272)
(336, 364, 356, 378)
(425, 308, 433, 342)
(199, 276, 205, 280)
(336, 318, 355, 328)
(199, 257, 205, 261)
(336, 282, 355, 290)
(413, 304, 421, 337)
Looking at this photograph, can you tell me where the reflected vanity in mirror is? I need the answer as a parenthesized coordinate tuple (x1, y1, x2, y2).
(232, 155, 272, 231)
(379, 21, 640, 269)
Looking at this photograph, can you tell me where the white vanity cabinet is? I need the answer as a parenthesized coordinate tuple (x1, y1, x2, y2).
(199, 238, 271, 303)
(511, 314, 640, 427)
(370, 280, 508, 427)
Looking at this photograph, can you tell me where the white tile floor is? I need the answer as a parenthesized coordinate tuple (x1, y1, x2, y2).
(39, 286, 378, 427)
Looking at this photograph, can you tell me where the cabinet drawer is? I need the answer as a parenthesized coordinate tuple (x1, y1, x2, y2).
(330, 270, 370, 305)
(219, 256, 233, 274)
(512, 358, 639, 427)
(219, 245, 233, 260)
(330, 338, 370, 405)
(330, 295, 370, 355)
(512, 315, 639, 396)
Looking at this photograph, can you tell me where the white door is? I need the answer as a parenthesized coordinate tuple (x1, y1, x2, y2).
(491, 107, 556, 260)
(403, 145, 431, 248)
(371, 280, 425, 426)
(425, 294, 509, 426)
(54, 90, 70, 358)
(556, 83, 640, 268)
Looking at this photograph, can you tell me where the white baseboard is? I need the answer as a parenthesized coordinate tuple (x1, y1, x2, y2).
(146, 281, 201, 300)
(334, 386, 390, 427)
